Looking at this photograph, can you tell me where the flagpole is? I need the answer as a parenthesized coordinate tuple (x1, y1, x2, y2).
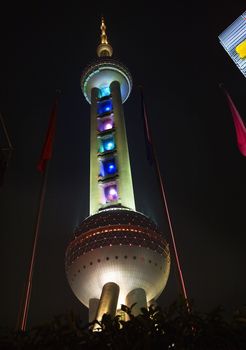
(18, 161, 50, 331)
(140, 87, 189, 307)
(17, 93, 59, 331)
(152, 146, 189, 302)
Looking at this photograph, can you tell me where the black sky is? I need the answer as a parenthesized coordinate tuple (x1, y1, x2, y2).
(0, 1, 246, 328)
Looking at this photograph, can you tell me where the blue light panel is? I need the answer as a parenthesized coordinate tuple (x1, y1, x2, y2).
(97, 100, 113, 115)
(102, 136, 115, 152)
(99, 136, 115, 153)
(100, 158, 117, 177)
(99, 86, 111, 98)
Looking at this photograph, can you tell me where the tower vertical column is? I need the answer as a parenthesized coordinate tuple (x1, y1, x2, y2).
(125, 288, 147, 317)
(90, 87, 100, 215)
(95, 282, 120, 323)
(89, 298, 100, 323)
(110, 81, 135, 210)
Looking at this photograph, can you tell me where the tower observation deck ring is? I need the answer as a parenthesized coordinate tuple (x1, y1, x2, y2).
(81, 58, 132, 104)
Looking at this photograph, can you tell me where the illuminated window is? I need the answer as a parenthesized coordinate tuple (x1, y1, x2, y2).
(97, 99, 113, 115)
(103, 137, 115, 151)
(97, 115, 114, 132)
(99, 86, 111, 98)
(99, 181, 119, 205)
(98, 135, 116, 153)
(99, 158, 117, 177)
(104, 184, 118, 202)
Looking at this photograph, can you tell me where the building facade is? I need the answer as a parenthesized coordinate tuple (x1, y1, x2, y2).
(219, 11, 246, 77)
(65, 18, 170, 323)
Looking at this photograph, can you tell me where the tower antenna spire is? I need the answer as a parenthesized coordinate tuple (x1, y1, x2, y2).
(97, 17, 113, 57)
(100, 16, 108, 44)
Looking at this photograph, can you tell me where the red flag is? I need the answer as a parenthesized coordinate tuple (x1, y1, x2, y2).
(224, 89, 246, 157)
(37, 98, 58, 172)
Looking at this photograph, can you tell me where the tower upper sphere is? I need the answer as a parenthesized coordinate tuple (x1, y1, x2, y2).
(81, 18, 132, 104)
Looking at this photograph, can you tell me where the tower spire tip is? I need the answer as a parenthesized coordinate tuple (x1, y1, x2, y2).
(97, 17, 113, 57)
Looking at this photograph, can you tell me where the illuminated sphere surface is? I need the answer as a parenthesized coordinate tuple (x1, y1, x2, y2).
(65, 208, 170, 308)
(81, 58, 132, 104)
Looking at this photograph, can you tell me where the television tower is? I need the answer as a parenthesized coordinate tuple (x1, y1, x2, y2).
(65, 18, 170, 322)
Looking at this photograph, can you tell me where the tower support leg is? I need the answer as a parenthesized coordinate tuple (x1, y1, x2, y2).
(89, 298, 100, 323)
(95, 282, 120, 322)
(125, 288, 147, 317)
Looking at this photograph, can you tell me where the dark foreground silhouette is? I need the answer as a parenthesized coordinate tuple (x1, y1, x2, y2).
(1, 299, 246, 349)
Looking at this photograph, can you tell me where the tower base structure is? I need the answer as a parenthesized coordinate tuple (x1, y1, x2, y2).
(91, 285, 148, 328)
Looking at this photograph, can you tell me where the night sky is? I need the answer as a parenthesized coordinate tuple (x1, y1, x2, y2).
(1, 1, 246, 328)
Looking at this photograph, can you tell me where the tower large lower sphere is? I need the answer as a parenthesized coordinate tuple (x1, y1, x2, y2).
(65, 209, 170, 318)
(65, 18, 170, 322)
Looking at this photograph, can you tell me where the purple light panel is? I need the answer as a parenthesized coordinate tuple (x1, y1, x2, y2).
(97, 116, 114, 132)
(104, 184, 118, 202)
